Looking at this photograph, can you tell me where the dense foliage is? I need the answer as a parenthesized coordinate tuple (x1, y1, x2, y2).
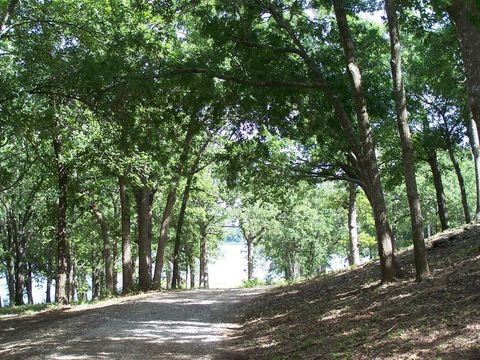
(0, 0, 479, 306)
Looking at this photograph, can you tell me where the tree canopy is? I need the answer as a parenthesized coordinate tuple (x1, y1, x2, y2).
(1, 0, 479, 306)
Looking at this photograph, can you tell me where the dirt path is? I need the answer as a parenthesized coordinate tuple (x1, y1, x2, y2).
(0, 288, 264, 360)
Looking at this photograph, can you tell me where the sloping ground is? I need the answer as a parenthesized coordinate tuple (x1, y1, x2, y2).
(240, 224, 480, 359)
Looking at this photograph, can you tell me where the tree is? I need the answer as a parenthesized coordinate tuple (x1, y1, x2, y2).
(347, 183, 360, 266)
(0, 0, 19, 33)
(384, 0, 429, 281)
(331, 0, 399, 281)
(238, 202, 269, 281)
(445, 0, 480, 140)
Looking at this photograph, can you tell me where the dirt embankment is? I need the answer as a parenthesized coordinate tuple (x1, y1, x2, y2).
(239, 224, 480, 359)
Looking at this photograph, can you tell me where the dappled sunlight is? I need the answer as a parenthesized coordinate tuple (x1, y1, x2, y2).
(0, 289, 264, 359)
(239, 226, 480, 359)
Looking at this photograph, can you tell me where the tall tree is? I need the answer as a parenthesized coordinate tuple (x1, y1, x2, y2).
(135, 179, 155, 291)
(347, 183, 360, 266)
(445, 0, 480, 140)
(171, 175, 194, 289)
(466, 117, 480, 221)
(152, 121, 196, 290)
(119, 175, 134, 292)
(384, 0, 429, 281)
(52, 115, 70, 304)
(90, 201, 114, 295)
(332, 0, 398, 281)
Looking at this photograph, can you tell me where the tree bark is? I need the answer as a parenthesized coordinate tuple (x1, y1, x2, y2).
(135, 184, 155, 291)
(111, 194, 119, 294)
(166, 261, 173, 289)
(347, 183, 360, 266)
(447, 0, 480, 141)
(26, 263, 33, 305)
(427, 150, 449, 231)
(91, 201, 114, 295)
(152, 122, 197, 289)
(185, 244, 195, 289)
(12, 214, 26, 305)
(385, 0, 429, 281)
(112, 236, 118, 294)
(466, 117, 480, 221)
(66, 239, 72, 303)
(0, 0, 19, 33)
(152, 190, 176, 289)
(445, 135, 471, 223)
(45, 276, 52, 303)
(53, 129, 69, 304)
(199, 224, 208, 288)
(246, 236, 254, 280)
(91, 245, 100, 300)
(119, 175, 135, 292)
(333, 0, 398, 282)
(77, 271, 87, 302)
(171, 175, 194, 289)
(45, 239, 53, 303)
(71, 254, 77, 301)
(4, 224, 15, 305)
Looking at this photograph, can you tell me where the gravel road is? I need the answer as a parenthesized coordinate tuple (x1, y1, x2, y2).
(0, 288, 264, 360)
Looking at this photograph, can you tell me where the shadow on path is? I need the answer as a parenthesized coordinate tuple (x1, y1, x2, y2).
(0, 288, 265, 360)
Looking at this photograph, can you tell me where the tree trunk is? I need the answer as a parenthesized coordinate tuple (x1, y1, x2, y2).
(166, 261, 173, 289)
(4, 221, 15, 305)
(187, 249, 195, 289)
(385, 0, 429, 281)
(152, 124, 196, 290)
(445, 138, 471, 223)
(152, 189, 176, 289)
(0, 0, 19, 32)
(78, 271, 88, 302)
(135, 184, 155, 291)
(447, 0, 480, 141)
(119, 175, 134, 292)
(46, 273, 52, 304)
(13, 216, 26, 305)
(466, 117, 480, 221)
(171, 175, 194, 289)
(66, 239, 73, 303)
(246, 236, 254, 280)
(112, 237, 118, 294)
(53, 129, 69, 304)
(91, 248, 100, 300)
(26, 263, 33, 305)
(91, 201, 114, 295)
(46, 243, 52, 303)
(333, 0, 398, 282)
(111, 195, 119, 294)
(199, 224, 208, 289)
(347, 183, 360, 266)
(427, 151, 449, 231)
(70, 251, 77, 302)
(259, 0, 398, 282)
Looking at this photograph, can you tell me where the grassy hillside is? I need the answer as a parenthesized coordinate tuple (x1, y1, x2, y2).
(240, 224, 480, 359)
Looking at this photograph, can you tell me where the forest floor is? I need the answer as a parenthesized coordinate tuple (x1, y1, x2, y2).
(0, 288, 265, 359)
(239, 223, 480, 359)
